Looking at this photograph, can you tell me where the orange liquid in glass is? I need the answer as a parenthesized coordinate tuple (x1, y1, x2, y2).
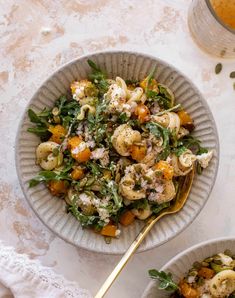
(210, 0, 235, 30)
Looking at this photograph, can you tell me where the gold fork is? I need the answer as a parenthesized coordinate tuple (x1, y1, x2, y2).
(95, 169, 194, 298)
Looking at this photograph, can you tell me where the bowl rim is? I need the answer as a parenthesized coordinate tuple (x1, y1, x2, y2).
(15, 50, 220, 254)
(161, 236, 235, 271)
(142, 236, 235, 297)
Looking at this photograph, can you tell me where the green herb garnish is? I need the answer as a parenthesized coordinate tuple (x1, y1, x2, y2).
(151, 202, 170, 215)
(148, 270, 178, 291)
(87, 60, 109, 95)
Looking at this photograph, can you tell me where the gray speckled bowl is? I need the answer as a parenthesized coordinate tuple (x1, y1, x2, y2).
(142, 237, 235, 297)
(15, 51, 219, 254)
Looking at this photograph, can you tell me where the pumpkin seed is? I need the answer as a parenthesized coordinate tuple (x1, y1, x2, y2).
(198, 277, 205, 286)
(213, 259, 222, 265)
(215, 63, 222, 74)
(224, 249, 233, 257)
(52, 107, 60, 116)
(193, 261, 202, 270)
(204, 257, 214, 263)
(230, 71, 235, 78)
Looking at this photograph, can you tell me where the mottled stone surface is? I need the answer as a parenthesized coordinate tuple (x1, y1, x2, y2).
(0, 1, 235, 297)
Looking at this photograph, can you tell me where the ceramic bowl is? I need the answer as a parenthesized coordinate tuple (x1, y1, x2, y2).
(16, 51, 219, 254)
(142, 237, 235, 297)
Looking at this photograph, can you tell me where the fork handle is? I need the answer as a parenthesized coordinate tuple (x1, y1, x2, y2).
(94, 216, 160, 298)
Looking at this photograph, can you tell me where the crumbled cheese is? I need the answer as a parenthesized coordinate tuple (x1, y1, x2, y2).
(110, 115, 118, 122)
(107, 180, 114, 188)
(150, 102, 160, 114)
(100, 150, 109, 167)
(76, 123, 84, 135)
(110, 85, 126, 100)
(177, 127, 189, 139)
(92, 198, 101, 208)
(123, 198, 131, 206)
(197, 150, 213, 169)
(97, 207, 110, 223)
(187, 275, 196, 284)
(155, 184, 164, 193)
(115, 229, 121, 237)
(140, 179, 148, 188)
(86, 140, 96, 148)
(122, 103, 131, 110)
(71, 142, 87, 154)
(129, 101, 137, 113)
(91, 148, 106, 159)
(218, 253, 233, 266)
(145, 168, 154, 180)
(74, 86, 85, 99)
(79, 193, 92, 205)
(148, 192, 161, 202)
(201, 294, 212, 298)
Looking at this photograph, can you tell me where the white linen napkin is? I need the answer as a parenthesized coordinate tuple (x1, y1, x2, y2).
(0, 242, 92, 298)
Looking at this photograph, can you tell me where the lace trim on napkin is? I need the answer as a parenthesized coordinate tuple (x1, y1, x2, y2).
(0, 242, 92, 298)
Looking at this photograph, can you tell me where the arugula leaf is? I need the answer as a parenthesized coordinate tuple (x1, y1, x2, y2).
(99, 180, 122, 211)
(106, 181, 122, 209)
(69, 199, 101, 227)
(28, 109, 43, 124)
(151, 202, 170, 215)
(28, 109, 49, 125)
(27, 109, 51, 140)
(131, 198, 148, 210)
(145, 67, 157, 90)
(148, 270, 178, 291)
(27, 127, 51, 141)
(172, 146, 187, 157)
(29, 170, 72, 187)
(118, 112, 129, 123)
(87, 60, 109, 95)
(180, 136, 208, 155)
(158, 84, 173, 102)
(87, 162, 102, 176)
(55, 95, 67, 112)
(156, 104, 181, 116)
(146, 90, 172, 110)
(146, 122, 171, 160)
(146, 122, 162, 139)
(125, 79, 139, 87)
(87, 100, 108, 144)
(37, 108, 51, 117)
(29, 171, 57, 187)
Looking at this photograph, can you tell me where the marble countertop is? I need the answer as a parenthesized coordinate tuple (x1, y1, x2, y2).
(0, 0, 235, 297)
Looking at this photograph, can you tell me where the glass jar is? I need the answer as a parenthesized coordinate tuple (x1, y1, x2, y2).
(188, 0, 235, 58)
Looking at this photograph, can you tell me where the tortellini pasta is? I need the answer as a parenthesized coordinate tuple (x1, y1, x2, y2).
(171, 149, 196, 176)
(154, 180, 176, 204)
(132, 204, 152, 220)
(119, 164, 147, 200)
(111, 124, 141, 156)
(152, 112, 181, 135)
(36, 141, 63, 170)
(210, 270, 235, 297)
(77, 104, 96, 120)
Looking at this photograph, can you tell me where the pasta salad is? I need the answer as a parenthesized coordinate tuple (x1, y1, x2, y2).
(28, 60, 213, 240)
(149, 250, 235, 297)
